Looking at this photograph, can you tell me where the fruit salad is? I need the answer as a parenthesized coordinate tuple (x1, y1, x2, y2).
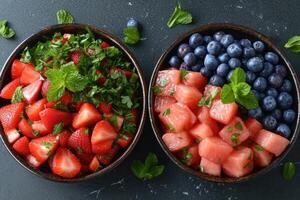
(0, 30, 141, 178)
(154, 31, 296, 178)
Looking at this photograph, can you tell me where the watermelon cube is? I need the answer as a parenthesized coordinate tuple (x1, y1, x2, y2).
(200, 157, 221, 176)
(159, 103, 196, 132)
(155, 70, 180, 96)
(198, 137, 233, 164)
(197, 106, 219, 133)
(154, 96, 177, 113)
(182, 72, 207, 91)
(210, 99, 238, 124)
(178, 145, 201, 167)
(174, 84, 202, 109)
(218, 117, 250, 146)
(222, 147, 254, 177)
(189, 123, 214, 140)
(245, 118, 263, 140)
(251, 144, 273, 167)
(254, 129, 289, 156)
(203, 85, 221, 100)
(162, 132, 192, 152)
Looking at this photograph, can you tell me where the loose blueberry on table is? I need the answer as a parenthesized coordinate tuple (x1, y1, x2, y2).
(154, 31, 296, 178)
(0, 31, 141, 178)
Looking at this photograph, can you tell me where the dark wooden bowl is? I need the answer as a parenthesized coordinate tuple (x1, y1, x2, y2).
(0, 23, 147, 182)
(148, 23, 300, 183)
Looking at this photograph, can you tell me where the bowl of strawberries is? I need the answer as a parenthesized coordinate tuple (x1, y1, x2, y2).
(0, 23, 146, 181)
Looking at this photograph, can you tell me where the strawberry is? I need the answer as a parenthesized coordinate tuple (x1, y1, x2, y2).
(100, 41, 110, 49)
(104, 113, 124, 131)
(62, 33, 71, 44)
(31, 121, 50, 135)
(39, 108, 72, 132)
(92, 140, 114, 154)
(52, 147, 82, 178)
(26, 98, 47, 121)
(19, 66, 41, 85)
(11, 59, 34, 80)
(98, 102, 112, 114)
(59, 130, 71, 147)
(68, 128, 92, 154)
(89, 156, 100, 172)
(22, 79, 43, 103)
(18, 118, 36, 138)
(26, 154, 43, 168)
(116, 133, 133, 148)
(0, 78, 20, 99)
(13, 136, 30, 156)
(97, 145, 120, 165)
(91, 120, 117, 145)
(70, 51, 81, 65)
(72, 103, 102, 129)
(28, 135, 59, 163)
(0, 102, 24, 131)
(95, 70, 107, 85)
(41, 79, 50, 97)
(4, 129, 20, 144)
(59, 91, 73, 105)
(76, 152, 94, 165)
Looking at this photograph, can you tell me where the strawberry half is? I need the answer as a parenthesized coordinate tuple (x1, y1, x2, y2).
(52, 147, 82, 178)
(22, 79, 43, 104)
(11, 59, 34, 80)
(72, 103, 102, 129)
(97, 145, 120, 165)
(100, 41, 110, 49)
(19, 66, 41, 85)
(91, 120, 117, 145)
(68, 128, 92, 154)
(26, 154, 43, 168)
(98, 102, 112, 114)
(0, 78, 20, 99)
(4, 129, 20, 144)
(39, 108, 72, 132)
(59, 130, 71, 147)
(31, 121, 50, 135)
(18, 118, 36, 138)
(89, 156, 100, 172)
(13, 136, 30, 156)
(26, 98, 47, 121)
(116, 133, 134, 148)
(70, 51, 81, 65)
(0, 102, 24, 131)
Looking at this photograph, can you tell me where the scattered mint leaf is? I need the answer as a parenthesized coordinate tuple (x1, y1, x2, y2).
(180, 70, 189, 80)
(234, 121, 243, 131)
(255, 144, 264, 152)
(123, 27, 140, 45)
(11, 86, 24, 104)
(227, 126, 233, 133)
(51, 122, 64, 135)
(166, 123, 175, 132)
(221, 84, 235, 104)
(198, 88, 218, 107)
(0, 20, 15, 39)
(153, 86, 162, 95)
(162, 108, 171, 116)
(231, 133, 239, 146)
(40, 141, 53, 149)
(33, 130, 40, 137)
(20, 47, 32, 63)
(121, 96, 133, 108)
(131, 153, 165, 180)
(282, 162, 296, 181)
(284, 36, 300, 53)
(56, 9, 74, 24)
(65, 72, 89, 92)
(167, 3, 192, 28)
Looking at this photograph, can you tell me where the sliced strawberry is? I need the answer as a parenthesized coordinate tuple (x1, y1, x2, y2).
(76, 152, 94, 165)
(52, 147, 82, 178)
(95, 70, 107, 85)
(13, 136, 30, 156)
(20, 66, 41, 85)
(11, 59, 34, 80)
(28, 135, 59, 163)
(59, 91, 73, 105)
(0, 79, 20, 99)
(68, 128, 92, 154)
(39, 108, 72, 131)
(26, 98, 47, 121)
(26, 154, 43, 168)
(70, 51, 81, 65)
(0, 102, 24, 131)
(89, 156, 100, 172)
(41, 79, 50, 97)
(92, 140, 114, 154)
(46, 102, 56, 108)
(59, 130, 71, 147)
(31, 121, 50, 135)
(18, 118, 36, 138)
(22, 79, 43, 103)
(91, 120, 117, 145)
(97, 145, 120, 165)
(98, 102, 112, 114)
(100, 41, 110, 49)
(4, 129, 20, 144)
(130, 109, 139, 124)
(62, 33, 71, 44)
(104, 113, 124, 131)
(117, 133, 133, 148)
(72, 103, 102, 129)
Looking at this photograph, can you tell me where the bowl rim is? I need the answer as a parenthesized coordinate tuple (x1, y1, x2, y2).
(148, 22, 300, 183)
(0, 23, 147, 182)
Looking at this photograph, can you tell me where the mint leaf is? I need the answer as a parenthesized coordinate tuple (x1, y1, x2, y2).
(121, 96, 133, 108)
(167, 3, 192, 28)
(255, 144, 264, 152)
(153, 86, 161, 95)
(236, 82, 251, 96)
(180, 70, 189, 80)
(131, 160, 145, 179)
(56, 9, 74, 24)
(65, 72, 89, 92)
(236, 91, 259, 110)
(123, 27, 140, 45)
(230, 67, 246, 84)
(51, 122, 64, 135)
(20, 47, 32, 63)
(221, 84, 235, 104)
(0, 20, 15, 39)
(162, 108, 171, 116)
(282, 162, 296, 181)
(285, 36, 300, 49)
(198, 88, 218, 107)
(11, 86, 24, 104)
(46, 69, 66, 102)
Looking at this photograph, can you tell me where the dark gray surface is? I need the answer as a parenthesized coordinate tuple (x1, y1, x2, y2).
(0, 0, 300, 199)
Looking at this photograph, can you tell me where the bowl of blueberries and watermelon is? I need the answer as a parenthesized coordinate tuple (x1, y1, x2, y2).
(149, 23, 300, 182)
(0, 24, 146, 181)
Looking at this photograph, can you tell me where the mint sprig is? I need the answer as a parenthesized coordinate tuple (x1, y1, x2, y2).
(167, 3, 192, 28)
(220, 67, 258, 109)
(123, 27, 140, 45)
(284, 35, 300, 53)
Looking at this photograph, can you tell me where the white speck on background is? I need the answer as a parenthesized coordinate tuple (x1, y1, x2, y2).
(145, 12, 149, 18)
(128, 2, 133, 6)
(236, 5, 243, 9)
(182, 192, 189, 196)
(140, 37, 147, 41)
(89, 187, 105, 199)
(160, 184, 168, 189)
(110, 178, 125, 186)
(258, 14, 263, 20)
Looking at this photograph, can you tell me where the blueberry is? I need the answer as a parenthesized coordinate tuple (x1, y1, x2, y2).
(248, 107, 263, 119)
(227, 43, 243, 58)
(253, 77, 267, 92)
(194, 46, 207, 59)
(203, 35, 212, 43)
(277, 92, 293, 109)
(271, 109, 282, 121)
(183, 52, 197, 66)
(280, 79, 292, 92)
(262, 96, 277, 111)
(218, 53, 230, 63)
(241, 59, 248, 67)
(168, 56, 181, 68)
(283, 109, 296, 124)
(268, 73, 283, 88)
(274, 65, 288, 78)
(209, 75, 225, 86)
(127, 18, 139, 27)
(253, 41, 265, 53)
(216, 63, 230, 77)
(200, 66, 213, 77)
(276, 124, 291, 138)
(213, 31, 225, 41)
(259, 62, 273, 77)
(246, 71, 256, 84)
(263, 115, 277, 131)
(177, 43, 192, 58)
(228, 58, 241, 69)
(247, 57, 264, 72)
(207, 41, 222, 55)
(243, 47, 255, 59)
(220, 34, 234, 48)
(179, 62, 190, 70)
(265, 52, 279, 65)
(240, 39, 252, 47)
(226, 70, 234, 82)
(266, 88, 278, 98)
(191, 64, 202, 72)
(260, 92, 266, 99)
(189, 33, 203, 48)
(204, 54, 219, 71)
